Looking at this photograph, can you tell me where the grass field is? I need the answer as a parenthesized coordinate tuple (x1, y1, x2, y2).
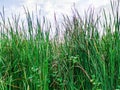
(0, 0, 120, 90)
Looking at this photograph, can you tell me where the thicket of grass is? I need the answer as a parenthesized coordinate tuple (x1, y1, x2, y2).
(0, 0, 120, 90)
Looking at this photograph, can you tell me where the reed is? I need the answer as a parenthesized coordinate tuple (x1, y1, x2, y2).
(0, 0, 120, 90)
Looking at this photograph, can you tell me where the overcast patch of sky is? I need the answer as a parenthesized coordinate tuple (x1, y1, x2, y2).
(1, 0, 118, 38)
(0, 0, 111, 21)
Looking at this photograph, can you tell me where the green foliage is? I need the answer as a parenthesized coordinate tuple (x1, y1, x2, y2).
(0, 0, 120, 90)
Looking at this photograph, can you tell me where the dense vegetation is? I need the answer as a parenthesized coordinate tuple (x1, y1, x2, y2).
(0, 0, 120, 90)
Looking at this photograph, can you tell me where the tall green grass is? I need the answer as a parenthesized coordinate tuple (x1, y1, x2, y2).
(0, 0, 120, 90)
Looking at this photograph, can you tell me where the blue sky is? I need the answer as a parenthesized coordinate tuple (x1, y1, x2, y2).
(0, 0, 21, 7)
(0, 0, 116, 37)
(0, 0, 110, 21)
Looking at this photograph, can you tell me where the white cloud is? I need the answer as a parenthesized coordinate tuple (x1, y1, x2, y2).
(89, 0, 109, 8)
(1, 0, 114, 26)
(1, 0, 117, 38)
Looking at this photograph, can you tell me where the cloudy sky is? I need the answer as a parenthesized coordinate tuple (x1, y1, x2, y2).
(0, 0, 111, 21)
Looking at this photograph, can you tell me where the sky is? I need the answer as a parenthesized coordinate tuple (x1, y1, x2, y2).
(0, 0, 119, 38)
(0, 0, 111, 22)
